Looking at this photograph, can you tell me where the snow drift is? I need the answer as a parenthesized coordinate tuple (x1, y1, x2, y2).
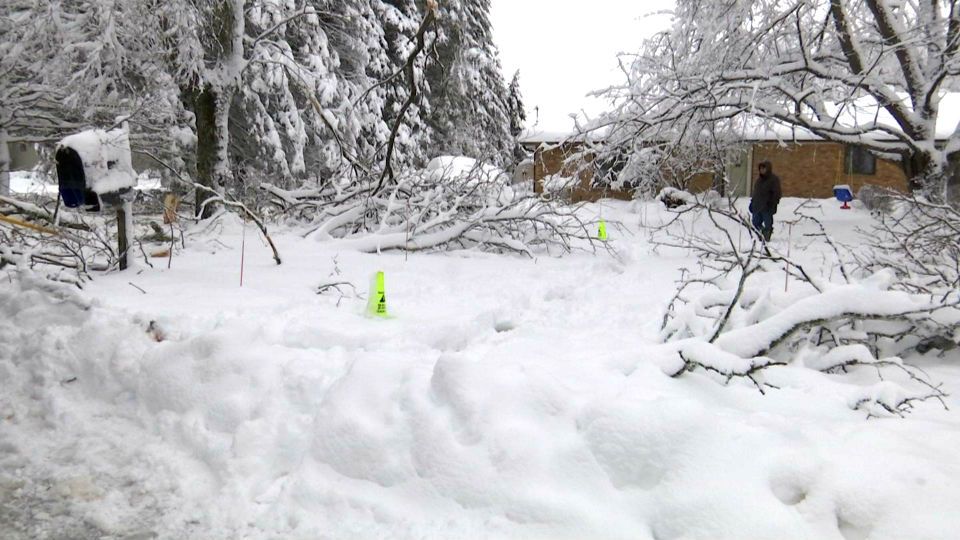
(3, 239, 960, 539)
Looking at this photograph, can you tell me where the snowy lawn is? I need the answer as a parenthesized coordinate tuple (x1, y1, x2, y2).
(2, 198, 960, 539)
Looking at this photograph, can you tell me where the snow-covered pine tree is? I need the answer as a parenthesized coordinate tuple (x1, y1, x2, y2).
(154, 0, 405, 213)
(506, 70, 528, 165)
(422, 0, 513, 166)
(507, 71, 526, 138)
(3, 0, 515, 208)
(364, 0, 434, 170)
(156, 0, 443, 212)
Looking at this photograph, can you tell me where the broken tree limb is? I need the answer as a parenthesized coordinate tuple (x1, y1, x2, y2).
(372, 5, 438, 196)
(0, 195, 89, 230)
(136, 150, 282, 265)
(0, 214, 59, 235)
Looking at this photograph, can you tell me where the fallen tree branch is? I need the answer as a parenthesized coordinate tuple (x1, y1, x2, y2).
(0, 195, 90, 230)
(137, 150, 282, 265)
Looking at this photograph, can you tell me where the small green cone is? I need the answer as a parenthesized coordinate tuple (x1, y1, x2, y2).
(366, 270, 388, 318)
(598, 219, 608, 241)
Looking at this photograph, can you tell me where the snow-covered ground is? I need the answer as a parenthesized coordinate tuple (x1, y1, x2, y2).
(2, 199, 960, 539)
(7, 171, 58, 196)
(6, 170, 162, 196)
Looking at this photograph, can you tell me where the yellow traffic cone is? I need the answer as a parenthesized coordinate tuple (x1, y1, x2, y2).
(366, 270, 388, 318)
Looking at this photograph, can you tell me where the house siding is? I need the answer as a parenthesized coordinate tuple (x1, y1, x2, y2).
(528, 140, 910, 202)
(532, 143, 632, 202)
(751, 142, 907, 198)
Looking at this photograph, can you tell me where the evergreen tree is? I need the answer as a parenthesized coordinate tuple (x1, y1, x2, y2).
(371, 0, 433, 168)
(506, 70, 527, 164)
(422, 0, 512, 166)
(2, 0, 517, 202)
(507, 71, 525, 138)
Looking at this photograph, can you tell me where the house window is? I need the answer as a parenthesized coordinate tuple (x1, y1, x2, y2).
(845, 145, 876, 175)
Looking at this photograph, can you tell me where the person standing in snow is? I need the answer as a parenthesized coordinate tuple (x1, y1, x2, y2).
(749, 160, 782, 242)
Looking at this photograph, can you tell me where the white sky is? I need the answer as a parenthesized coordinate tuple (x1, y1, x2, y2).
(490, 0, 675, 134)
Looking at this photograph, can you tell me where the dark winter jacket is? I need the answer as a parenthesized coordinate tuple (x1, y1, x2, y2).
(750, 161, 782, 214)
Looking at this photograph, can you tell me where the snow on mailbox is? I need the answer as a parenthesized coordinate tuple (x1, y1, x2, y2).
(55, 126, 137, 270)
(55, 127, 136, 210)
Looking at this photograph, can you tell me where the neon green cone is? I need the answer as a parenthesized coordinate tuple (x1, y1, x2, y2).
(366, 270, 388, 317)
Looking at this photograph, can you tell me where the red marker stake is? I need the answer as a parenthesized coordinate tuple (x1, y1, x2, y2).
(240, 218, 246, 287)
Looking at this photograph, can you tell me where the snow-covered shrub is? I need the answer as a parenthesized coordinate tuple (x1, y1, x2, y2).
(857, 184, 896, 218)
(858, 194, 960, 295)
(656, 187, 695, 209)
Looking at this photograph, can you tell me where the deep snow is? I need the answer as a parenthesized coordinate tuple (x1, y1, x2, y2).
(2, 198, 960, 539)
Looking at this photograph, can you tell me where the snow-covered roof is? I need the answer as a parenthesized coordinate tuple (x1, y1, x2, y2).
(519, 127, 607, 145)
(424, 155, 510, 185)
(58, 128, 137, 194)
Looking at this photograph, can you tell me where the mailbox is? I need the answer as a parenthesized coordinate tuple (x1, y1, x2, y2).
(55, 126, 137, 270)
(56, 127, 136, 211)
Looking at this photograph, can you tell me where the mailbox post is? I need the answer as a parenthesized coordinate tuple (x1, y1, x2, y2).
(55, 126, 138, 270)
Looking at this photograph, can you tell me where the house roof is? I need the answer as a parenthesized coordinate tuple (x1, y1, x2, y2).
(519, 128, 606, 145)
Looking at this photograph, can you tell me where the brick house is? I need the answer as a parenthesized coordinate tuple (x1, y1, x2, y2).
(521, 131, 910, 201)
(691, 140, 908, 198)
(520, 135, 617, 202)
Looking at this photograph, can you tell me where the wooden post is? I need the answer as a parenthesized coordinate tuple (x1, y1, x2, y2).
(117, 204, 129, 271)
(163, 193, 179, 270)
(0, 129, 10, 197)
(240, 216, 246, 287)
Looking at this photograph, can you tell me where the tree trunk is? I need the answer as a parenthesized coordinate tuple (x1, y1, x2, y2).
(0, 130, 10, 197)
(903, 149, 960, 206)
(189, 0, 240, 219)
(945, 151, 960, 207)
(901, 150, 932, 193)
(712, 169, 726, 197)
(191, 85, 229, 219)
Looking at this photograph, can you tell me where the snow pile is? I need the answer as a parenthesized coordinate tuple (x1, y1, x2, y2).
(3, 199, 960, 538)
(58, 128, 136, 194)
(656, 186, 696, 208)
(7, 171, 58, 195)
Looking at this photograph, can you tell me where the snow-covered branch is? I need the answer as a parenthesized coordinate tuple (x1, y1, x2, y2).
(595, 0, 960, 201)
(651, 198, 954, 417)
(263, 156, 593, 255)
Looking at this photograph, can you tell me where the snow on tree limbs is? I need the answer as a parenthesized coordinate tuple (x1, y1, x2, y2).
(594, 0, 960, 203)
(651, 198, 953, 418)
